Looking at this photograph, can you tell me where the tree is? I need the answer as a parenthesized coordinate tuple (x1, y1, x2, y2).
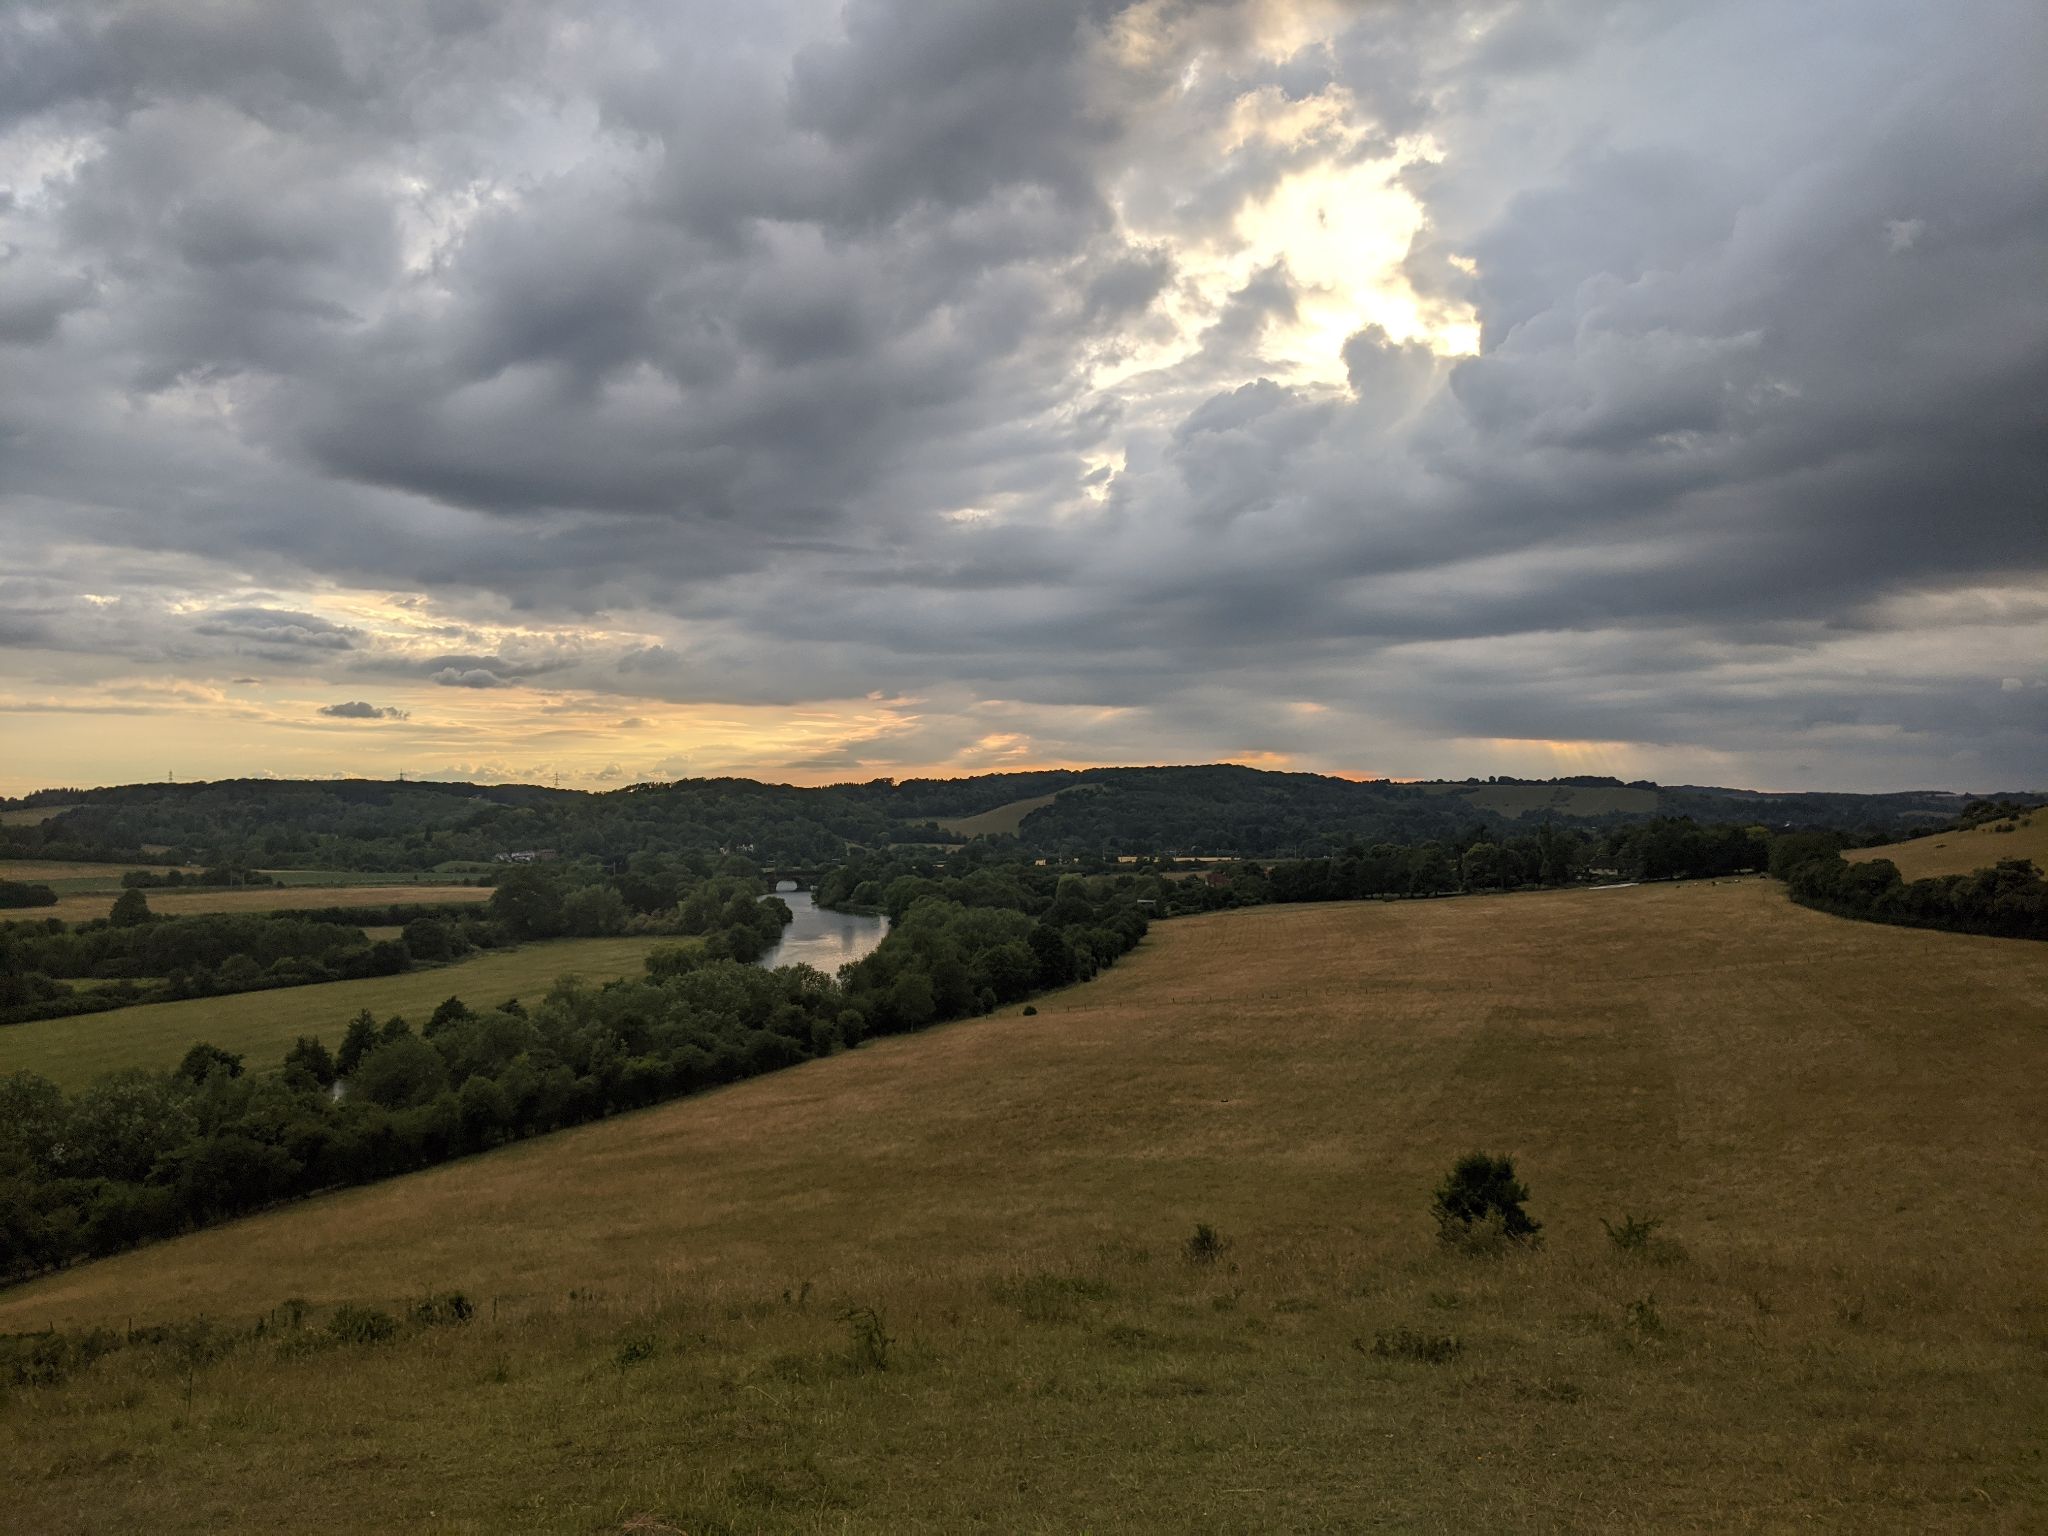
(885, 970, 935, 1031)
(109, 887, 152, 927)
(402, 916, 456, 962)
(489, 866, 566, 940)
(1431, 1152, 1541, 1246)
(1460, 842, 1507, 890)
(560, 884, 629, 937)
(175, 1042, 245, 1084)
(171, 1131, 299, 1222)
(456, 1074, 511, 1148)
(282, 1035, 338, 1088)
(427, 995, 471, 1033)
(336, 1010, 379, 1076)
(350, 1034, 450, 1110)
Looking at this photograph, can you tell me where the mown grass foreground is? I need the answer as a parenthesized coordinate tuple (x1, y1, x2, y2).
(3, 880, 2045, 1532)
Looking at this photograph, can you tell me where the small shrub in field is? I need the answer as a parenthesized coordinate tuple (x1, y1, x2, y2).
(1602, 1214, 1662, 1253)
(1603, 1213, 1686, 1264)
(411, 1292, 474, 1328)
(1361, 1328, 1463, 1364)
(1431, 1153, 1541, 1250)
(1182, 1223, 1227, 1265)
(325, 1304, 399, 1346)
(1624, 1294, 1664, 1340)
(1021, 1005, 1037, 1016)
(614, 1334, 657, 1369)
(840, 1306, 892, 1372)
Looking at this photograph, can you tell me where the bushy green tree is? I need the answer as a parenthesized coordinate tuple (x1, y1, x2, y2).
(282, 1035, 338, 1088)
(336, 1011, 379, 1076)
(350, 1034, 450, 1110)
(175, 1042, 245, 1084)
(109, 887, 152, 927)
(1431, 1152, 1541, 1245)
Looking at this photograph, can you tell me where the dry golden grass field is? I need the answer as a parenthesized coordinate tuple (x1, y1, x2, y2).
(2, 881, 2044, 1533)
(0, 936, 675, 1087)
(1847, 813, 2047, 880)
(32, 881, 486, 925)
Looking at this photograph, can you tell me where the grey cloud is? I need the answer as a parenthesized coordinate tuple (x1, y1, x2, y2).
(0, 257, 95, 344)
(192, 608, 358, 651)
(432, 667, 510, 689)
(317, 699, 406, 719)
(0, 0, 2043, 790)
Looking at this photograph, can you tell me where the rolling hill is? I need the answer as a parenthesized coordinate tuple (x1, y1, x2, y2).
(4, 880, 2041, 1532)
(1847, 811, 2048, 880)
(5, 766, 2024, 871)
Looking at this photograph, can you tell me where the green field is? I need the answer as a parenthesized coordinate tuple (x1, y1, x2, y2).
(1848, 812, 2047, 880)
(36, 882, 487, 926)
(3, 881, 2042, 1532)
(0, 936, 675, 1087)
(0, 859, 197, 891)
(933, 791, 1064, 838)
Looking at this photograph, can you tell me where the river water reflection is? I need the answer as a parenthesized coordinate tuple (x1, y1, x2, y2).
(756, 886, 889, 975)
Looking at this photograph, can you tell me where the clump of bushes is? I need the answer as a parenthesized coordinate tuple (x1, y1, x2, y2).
(325, 1304, 399, 1346)
(410, 1291, 474, 1328)
(1431, 1153, 1541, 1252)
(1363, 1328, 1464, 1365)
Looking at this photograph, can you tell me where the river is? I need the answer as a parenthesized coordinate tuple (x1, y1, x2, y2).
(756, 885, 889, 974)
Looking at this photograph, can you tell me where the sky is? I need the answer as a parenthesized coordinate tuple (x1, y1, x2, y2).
(1, 0, 2044, 798)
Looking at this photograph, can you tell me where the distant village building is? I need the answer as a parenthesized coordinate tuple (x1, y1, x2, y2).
(493, 848, 559, 863)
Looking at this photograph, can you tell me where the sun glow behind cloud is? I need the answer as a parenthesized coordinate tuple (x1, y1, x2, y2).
(1096, 80, 1476, 393)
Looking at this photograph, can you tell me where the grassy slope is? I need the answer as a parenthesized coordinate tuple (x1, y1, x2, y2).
(0, 806, 79, 826)
(1847, 812, 2047, 880)
(0, 937, 674, 1087)
(2, 880, 2043, 1532)
(932, 791, 1064, 838)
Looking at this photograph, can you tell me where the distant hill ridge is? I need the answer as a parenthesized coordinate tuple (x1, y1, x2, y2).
(3, 765, 2035, 872)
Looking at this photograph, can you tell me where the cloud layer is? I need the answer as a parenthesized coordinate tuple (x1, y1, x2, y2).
(1, 0, 2043, 793)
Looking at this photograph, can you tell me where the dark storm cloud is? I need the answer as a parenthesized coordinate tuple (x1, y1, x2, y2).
(0, 0, 2043, 787)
